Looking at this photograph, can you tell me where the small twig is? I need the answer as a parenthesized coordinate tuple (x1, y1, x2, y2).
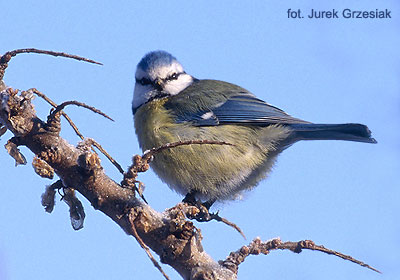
(284, 240, 381, 273)
(45, 99, 124, 175)
(221, 237, 380, 274)
(210, 213, 246, 239)
(127, 210, 171, 280)
(30, 88, 85, 140)
(30, 89, 124, 174)
(142, 140, 234, 162)
(49, 100, 114, 121)
(84, 138, 125, 175)
(1, 48, 102, 65)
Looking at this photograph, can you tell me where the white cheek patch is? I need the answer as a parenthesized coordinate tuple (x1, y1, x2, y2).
(164, 74, 194, 95)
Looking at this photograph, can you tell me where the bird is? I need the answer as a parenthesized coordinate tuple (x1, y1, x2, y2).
(132, 50, 376, 207)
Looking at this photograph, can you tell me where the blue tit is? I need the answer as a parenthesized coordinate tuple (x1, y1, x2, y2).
(132, 50, 376, 205)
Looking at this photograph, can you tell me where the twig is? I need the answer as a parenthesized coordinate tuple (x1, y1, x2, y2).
(127, 210, 171, 280)
(30, 89, 124, 174)
(30, 88, 85, 140)
(83, 138, 125, 175)
(142, 140, 234, 162)
(285, 240, 381, 273)
(221, 237, 380, 274)
(210, 213, 246, 239)
(0, 48, 102, 81)
(49, 100, 114, 121)
(1, 48, 102, 65)
(46, 99, 124, 174)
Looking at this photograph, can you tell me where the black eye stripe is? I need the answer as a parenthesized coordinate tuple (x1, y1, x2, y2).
(136, 72, 185, 86)
(166, 72, 184, 81)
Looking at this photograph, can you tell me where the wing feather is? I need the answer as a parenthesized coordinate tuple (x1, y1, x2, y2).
(164, 80, 310, 126)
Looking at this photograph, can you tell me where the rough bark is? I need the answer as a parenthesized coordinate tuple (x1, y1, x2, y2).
(0, 85, 238, 280)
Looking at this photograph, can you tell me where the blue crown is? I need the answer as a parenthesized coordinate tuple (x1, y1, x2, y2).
(138, 50, 178, 72)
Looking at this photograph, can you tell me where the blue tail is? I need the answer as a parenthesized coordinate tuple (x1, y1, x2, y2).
(288, 123, 377, 144)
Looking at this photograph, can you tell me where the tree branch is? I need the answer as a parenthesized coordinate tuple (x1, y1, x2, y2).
(221, 238, 380, 274)
(0, 50, 379, 279)
(0, 48, 102, 81)
(0, 86, 237, 280)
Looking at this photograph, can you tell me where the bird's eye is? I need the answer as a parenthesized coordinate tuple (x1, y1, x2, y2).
(169, 73, 179, 80)
(137, 78, 151, 86)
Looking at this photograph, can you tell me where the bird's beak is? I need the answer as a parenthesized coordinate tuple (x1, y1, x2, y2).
(154, 78, 163, 91)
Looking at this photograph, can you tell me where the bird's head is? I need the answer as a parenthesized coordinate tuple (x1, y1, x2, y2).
(132, 50, 194, 113)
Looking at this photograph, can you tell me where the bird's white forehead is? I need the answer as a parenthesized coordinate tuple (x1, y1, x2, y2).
(136, 61, 184, 81)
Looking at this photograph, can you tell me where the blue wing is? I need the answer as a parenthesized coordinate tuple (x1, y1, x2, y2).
(166, 80, 310, 126)
(207, 94, 309, 126)
(166, 86, 309, 126)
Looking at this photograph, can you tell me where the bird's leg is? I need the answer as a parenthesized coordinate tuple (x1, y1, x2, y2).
(182, 192, 215, 222)
(182, 190, 197, 205)
(182, 192, 245, 237)
(202, 199, 215, 210)
(182, 191, 215, 211)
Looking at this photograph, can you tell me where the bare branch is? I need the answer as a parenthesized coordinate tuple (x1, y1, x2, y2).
(287, 240, 381, 273)
(48, 100, 114, 121)
(30, 88, 124, 174)
(127, 209, 171, 280)
(0, 88, 235, 280)
(221, 237, 380, 275)
(1, 48, 102, 65)
(0, 48, 102, 82)
(209, 213, 246, 240)
(30, 88, 86, 140)
(142, 140, 234, 162)
(83, 138, 125, 174)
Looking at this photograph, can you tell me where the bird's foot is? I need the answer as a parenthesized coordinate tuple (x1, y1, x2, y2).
(181, 192, 245, 238)
(182, 191, 197, 206)
(182, 191, 215, 218)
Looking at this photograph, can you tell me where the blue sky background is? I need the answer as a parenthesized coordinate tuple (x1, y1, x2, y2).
(0, 1, 399, 279)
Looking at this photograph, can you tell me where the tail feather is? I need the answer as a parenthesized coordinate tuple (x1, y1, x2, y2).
(288, 123, 377, 144)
